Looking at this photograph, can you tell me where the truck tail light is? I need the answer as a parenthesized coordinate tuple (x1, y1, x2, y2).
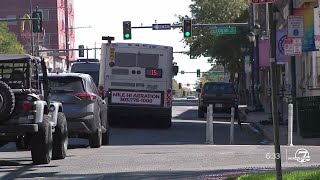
(22, 101, 33, 112)
(167, 89, 172, 105)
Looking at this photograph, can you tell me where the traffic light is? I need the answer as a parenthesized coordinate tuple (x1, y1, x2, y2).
(183, 19, 192, 38)
(32, 11, 43, 33)
(178, 83, 182, 89)
(197, 69, 200, 77)
(123, 21, 132, 40)
(78, 45, 84, 57)
(190, 46, 196, 59)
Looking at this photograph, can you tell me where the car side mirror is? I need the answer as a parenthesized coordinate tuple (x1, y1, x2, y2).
(196, 88, 201, 93)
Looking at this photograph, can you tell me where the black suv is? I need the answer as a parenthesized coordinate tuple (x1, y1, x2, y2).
(0, 54, 68, 165)
(197, 82, 239, 119)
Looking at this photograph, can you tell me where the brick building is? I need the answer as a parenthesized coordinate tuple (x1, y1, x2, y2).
(0, 0, 75, 71)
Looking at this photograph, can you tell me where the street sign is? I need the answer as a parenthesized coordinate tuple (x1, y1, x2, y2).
(251, 0, 274, 4)
(287, 16, 304, 38)
(152, 24, 171, 30)
(284, 38, 302, 56)
(210, 27, 236, 35)
(47, 51, 68, 56)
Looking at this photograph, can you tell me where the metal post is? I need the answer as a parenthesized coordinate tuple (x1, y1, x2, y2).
(206, 104, 214, 144)
(230, 107, 235, 144)
(94, 42, 97, 59)
(289, 0, 297, 131)
(267, 3, 282, 180)
(29, 0, 34, 55)
(288, 103, 294, 146)
(64, 0, 70, 71)
(250, 41, 256, 107)
(86, 46, 89, 59)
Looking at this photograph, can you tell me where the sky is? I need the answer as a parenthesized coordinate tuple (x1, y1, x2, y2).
(73, 0, 213, 89)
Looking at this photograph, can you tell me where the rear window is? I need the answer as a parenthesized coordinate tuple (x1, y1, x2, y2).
(48, 77, 85, 93)
(72, 71, 99, 87)
(204, 83, 234, 94)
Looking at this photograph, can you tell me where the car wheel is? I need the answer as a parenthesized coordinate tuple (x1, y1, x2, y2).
(31, 117, 53, 165)
(52, 112, 68, 160)
(89, 124, 102, 148)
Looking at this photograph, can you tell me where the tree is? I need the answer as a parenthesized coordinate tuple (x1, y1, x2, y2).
(176, 0, 250, 79)
(0, 23, 24, 54)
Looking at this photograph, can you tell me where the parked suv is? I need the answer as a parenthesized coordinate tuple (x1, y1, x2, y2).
(0, 54, 68, 165)
(47, 73, 109, 148)
(197, 82, 239, 119)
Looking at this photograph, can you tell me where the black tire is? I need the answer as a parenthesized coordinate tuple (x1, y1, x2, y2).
(31, 116, 53, 165)
(198, 109, 205, 118)
(0, 81, 15, 121)
(89, 125, 102, 148)
(102, 128, 110, 145)
(52, 112, 68, 160)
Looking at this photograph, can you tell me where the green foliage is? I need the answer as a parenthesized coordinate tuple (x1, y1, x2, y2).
(235, 169, 320, 180)
(0, 23, 24, 54)
(176, 0, 251, 75)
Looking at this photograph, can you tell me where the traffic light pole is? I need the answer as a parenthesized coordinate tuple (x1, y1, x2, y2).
(131, 23, 248, 29)
(64, 0, 70, 71)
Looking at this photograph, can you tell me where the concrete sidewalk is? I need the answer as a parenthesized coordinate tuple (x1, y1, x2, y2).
(239, 105, 320, 146)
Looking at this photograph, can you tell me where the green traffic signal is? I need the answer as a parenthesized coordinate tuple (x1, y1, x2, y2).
(124, 33, 130, 39)
(183, 19, 192, 38)
(123, 21, 132, 40)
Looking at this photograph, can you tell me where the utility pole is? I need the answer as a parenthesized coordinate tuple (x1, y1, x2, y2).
(267, 3, 282, 180)
(29, 0, 35, 55)
(64, 0, 70, 71)
(86, 46, 89, 59)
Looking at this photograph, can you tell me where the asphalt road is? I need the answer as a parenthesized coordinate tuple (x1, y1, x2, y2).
(0, 101, 319, 179)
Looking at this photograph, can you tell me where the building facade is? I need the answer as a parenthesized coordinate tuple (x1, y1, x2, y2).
(0, 0, 75, 71)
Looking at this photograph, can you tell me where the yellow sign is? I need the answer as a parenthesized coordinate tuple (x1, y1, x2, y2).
(21, 14, 32, 32)
(109, 48, 115, 62)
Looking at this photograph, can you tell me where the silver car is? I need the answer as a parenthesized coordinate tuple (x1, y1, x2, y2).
(47, 73, 109, 148)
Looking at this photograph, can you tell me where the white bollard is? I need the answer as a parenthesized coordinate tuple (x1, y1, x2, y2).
(230, 107, 235, 144)
(206, 104, 214, 144)
(288, 103, 294, 146)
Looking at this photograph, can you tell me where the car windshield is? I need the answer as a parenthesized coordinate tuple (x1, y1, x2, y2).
(48, 77, 85, 93)
(204, 83, 234, 94)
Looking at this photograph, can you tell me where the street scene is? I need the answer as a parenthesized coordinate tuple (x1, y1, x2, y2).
(1, 0, 320, 179)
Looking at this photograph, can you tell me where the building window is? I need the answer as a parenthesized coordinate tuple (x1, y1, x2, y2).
(7, 15, 17, 25)
(44, 33, 50, 45)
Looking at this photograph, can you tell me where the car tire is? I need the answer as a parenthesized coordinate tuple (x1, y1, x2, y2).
(0, 81, 15, 121)
(31, 117, 53, 165)
(102, 128, 110, 145)
(198, 109, 205, 118)
(89, 125, 102, 148)
(52, 112, 68, 160)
